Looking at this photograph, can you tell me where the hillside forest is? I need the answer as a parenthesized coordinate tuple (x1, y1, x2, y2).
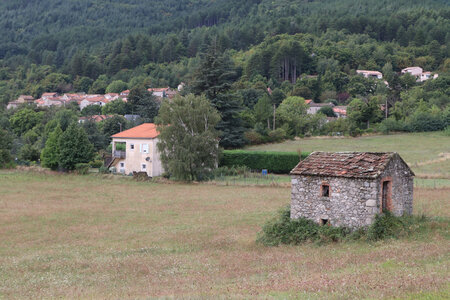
(0, 0, 449, 167)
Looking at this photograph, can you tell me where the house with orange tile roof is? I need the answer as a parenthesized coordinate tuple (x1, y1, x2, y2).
(332, 106, 347, 118)
(108, 123, 164, 177)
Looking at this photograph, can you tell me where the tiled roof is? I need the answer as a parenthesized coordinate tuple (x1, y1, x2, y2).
(148, 87, 170, 92)
(305, 99, 313, 104)
(19, 95, 34, 100)
(290, 152, 409, 178)
(333, 106, 347, 115)
(309, 102, 334, 107)
(111, 123, 159, 139)
(42, 92, 58, 97)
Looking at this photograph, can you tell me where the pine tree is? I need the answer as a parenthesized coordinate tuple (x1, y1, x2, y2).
(40, 125, 62, 170)
(214, 93, 247, 148)
(191, 42, 246, 148)
(191, 41, 236, 100)
(128, 87, 160, 122)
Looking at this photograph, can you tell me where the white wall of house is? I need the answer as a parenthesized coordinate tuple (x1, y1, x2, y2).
(307, 106, 322, 114)
(111, 137, 164, 177)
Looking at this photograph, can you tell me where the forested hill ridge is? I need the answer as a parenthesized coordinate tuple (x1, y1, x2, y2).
(0, 0, 449, 111)
(0, 0, 449, 165)
(1, 0, 448, 64)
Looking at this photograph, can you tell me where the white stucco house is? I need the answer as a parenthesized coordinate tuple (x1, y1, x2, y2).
(109, 123, 164, 177)
(356, 70, 383, 79)
(401, 67, 438, 82)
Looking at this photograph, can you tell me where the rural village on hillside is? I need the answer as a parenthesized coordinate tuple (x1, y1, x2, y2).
(0, 0, 449, 298)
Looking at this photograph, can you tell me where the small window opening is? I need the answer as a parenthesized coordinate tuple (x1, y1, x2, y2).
(130, 144, 134, 150)
(382, 180, 391, 212)
(321, 184, 330, 197)
(320, 219, 329, 226)
(120, 163, 124, 168)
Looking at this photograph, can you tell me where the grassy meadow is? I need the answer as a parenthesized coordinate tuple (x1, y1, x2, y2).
(247, 132, 450, 178)
(0, 170, 449, 299)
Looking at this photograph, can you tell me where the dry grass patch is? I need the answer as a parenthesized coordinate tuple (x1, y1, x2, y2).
(0, 171, 448, 298)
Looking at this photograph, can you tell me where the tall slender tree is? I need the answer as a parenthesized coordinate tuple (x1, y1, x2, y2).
(156, 94, 221, 181)
(191, 41, 247, 148)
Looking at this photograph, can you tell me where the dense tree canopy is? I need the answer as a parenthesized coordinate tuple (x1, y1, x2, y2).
(0, 0, 448, 169)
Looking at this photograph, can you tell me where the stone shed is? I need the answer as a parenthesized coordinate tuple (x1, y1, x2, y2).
(290, 152, 414, 228)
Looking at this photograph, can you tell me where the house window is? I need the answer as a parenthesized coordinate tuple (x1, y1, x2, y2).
(321, 184, 330, 197)
(142, 143, 149, 153)
(120, 163, 124, 168)
(141, 164, 146, 171)
(130, 143, 134, 150)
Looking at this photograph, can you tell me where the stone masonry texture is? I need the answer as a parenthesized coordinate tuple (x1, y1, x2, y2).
(290, 152, 414, 229)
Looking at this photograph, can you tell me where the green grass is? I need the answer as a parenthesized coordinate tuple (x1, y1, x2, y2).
(414, 178, 450, 188)
(0, 170, 448, 298)
(246, 132, 450, 178)
(210, 173, 291, 186)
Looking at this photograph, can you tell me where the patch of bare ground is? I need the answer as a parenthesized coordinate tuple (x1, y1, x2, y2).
(0, 171, 448, 298)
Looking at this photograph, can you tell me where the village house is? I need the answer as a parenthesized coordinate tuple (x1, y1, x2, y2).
(147, 87, 178, 100)
(78, 115, 114, 123)
(6, 95, 35, 109)
(148, 87, 170, 98)
(332, 106, 347, 118)
(79, 95, 108, 110)
(108, 123, 164, 177)
(356, 70, 383, 79)
(304, 100, 347, 118)
(305, 100, 335, 115)
(290, 152, 414, 228)
(401, 67, 438, 82)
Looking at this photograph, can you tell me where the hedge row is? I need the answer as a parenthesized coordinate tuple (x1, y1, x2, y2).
(220, 150, 310, 174)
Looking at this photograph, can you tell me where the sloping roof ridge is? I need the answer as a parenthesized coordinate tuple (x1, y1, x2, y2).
(290, 151, 400, 178)
(312, 151, 394, 154)
(111, 123, 159, 139)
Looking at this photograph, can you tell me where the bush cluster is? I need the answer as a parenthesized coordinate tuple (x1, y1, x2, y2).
(75, 163, 90, 175)
(220, 150, 309, 174)
(244, 128, 288, 145)
(257, 206, 429, 246)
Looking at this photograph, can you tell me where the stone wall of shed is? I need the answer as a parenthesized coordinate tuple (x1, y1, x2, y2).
(378, 156, 414, 216)
(290, 175, 380, 228)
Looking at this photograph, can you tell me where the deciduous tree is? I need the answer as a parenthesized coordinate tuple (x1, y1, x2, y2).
(156, 94, 220, 181)
(59, 123, 95, 170)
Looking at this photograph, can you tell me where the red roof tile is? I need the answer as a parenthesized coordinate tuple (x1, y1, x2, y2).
(290, 152, 413, 178)
(111, 123, 160, 139)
